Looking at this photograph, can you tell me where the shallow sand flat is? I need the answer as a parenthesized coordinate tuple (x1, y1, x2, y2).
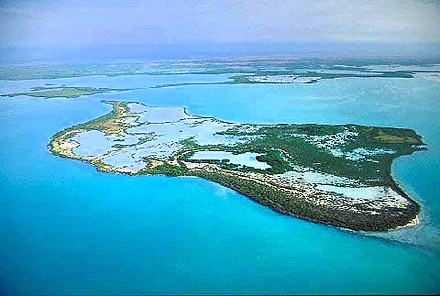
(137, 106, 192, 123)
(279, 169, 358, 186)
(101, 150, 147, 172)
(128, 103, 150, 113)
(316, 184, 406, 201)
(331, 147, 395, 161)
(125, 118, 239, 160)
(248, 75, 321, 83)
(107, 134, 140, 145)
(68, 104, 243, 168)
(72, 130, 116, 157)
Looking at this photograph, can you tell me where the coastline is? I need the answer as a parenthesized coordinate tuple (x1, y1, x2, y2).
(48, 101, 425, 232)
(401, 215, 420, 229)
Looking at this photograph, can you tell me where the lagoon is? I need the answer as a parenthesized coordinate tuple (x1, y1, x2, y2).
(190, 151, 271, 170)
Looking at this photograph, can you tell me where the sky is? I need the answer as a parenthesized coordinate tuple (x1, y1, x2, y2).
(1, 0, 439, 46)
(0, 0, 439, 61)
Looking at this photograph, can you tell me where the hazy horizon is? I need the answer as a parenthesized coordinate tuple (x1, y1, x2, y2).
(1, 42, 440, 64)
(1, 0, 440, 63)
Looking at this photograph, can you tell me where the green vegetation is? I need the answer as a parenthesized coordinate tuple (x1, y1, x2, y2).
(192, 169, 419, 231)
(2, 86, 127, 99)
(2, 59, 436, 84)
(141, 162, 190, 177)
(373, 128, 423, 144)
(49, 101, 134, 158)
(49, 101, 425, 232)
(150, 70, 416, 88)
(200, 124, 424, 184)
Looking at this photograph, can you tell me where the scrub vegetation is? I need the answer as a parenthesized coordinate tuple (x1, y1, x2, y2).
(50, 101, 425, 231)
(2, 86, 128, 99)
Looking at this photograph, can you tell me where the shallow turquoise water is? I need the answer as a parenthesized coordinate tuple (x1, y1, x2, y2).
(1, 74, 440, 294)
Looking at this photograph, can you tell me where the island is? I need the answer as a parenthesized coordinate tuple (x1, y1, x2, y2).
(50, 100, 425, 232)
(2, 86, 127, 99)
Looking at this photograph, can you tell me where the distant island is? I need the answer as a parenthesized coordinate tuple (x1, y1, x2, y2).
(2, 86, 127, 99)
(50, 100, 425, 231)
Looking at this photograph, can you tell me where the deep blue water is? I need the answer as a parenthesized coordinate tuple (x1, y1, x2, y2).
(1, 74, 440, 294)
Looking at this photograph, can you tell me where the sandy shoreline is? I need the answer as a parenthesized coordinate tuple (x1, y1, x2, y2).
(392, 214, 420, 231)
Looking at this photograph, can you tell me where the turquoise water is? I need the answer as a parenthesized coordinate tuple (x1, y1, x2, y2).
(1, 74, 440, 294)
